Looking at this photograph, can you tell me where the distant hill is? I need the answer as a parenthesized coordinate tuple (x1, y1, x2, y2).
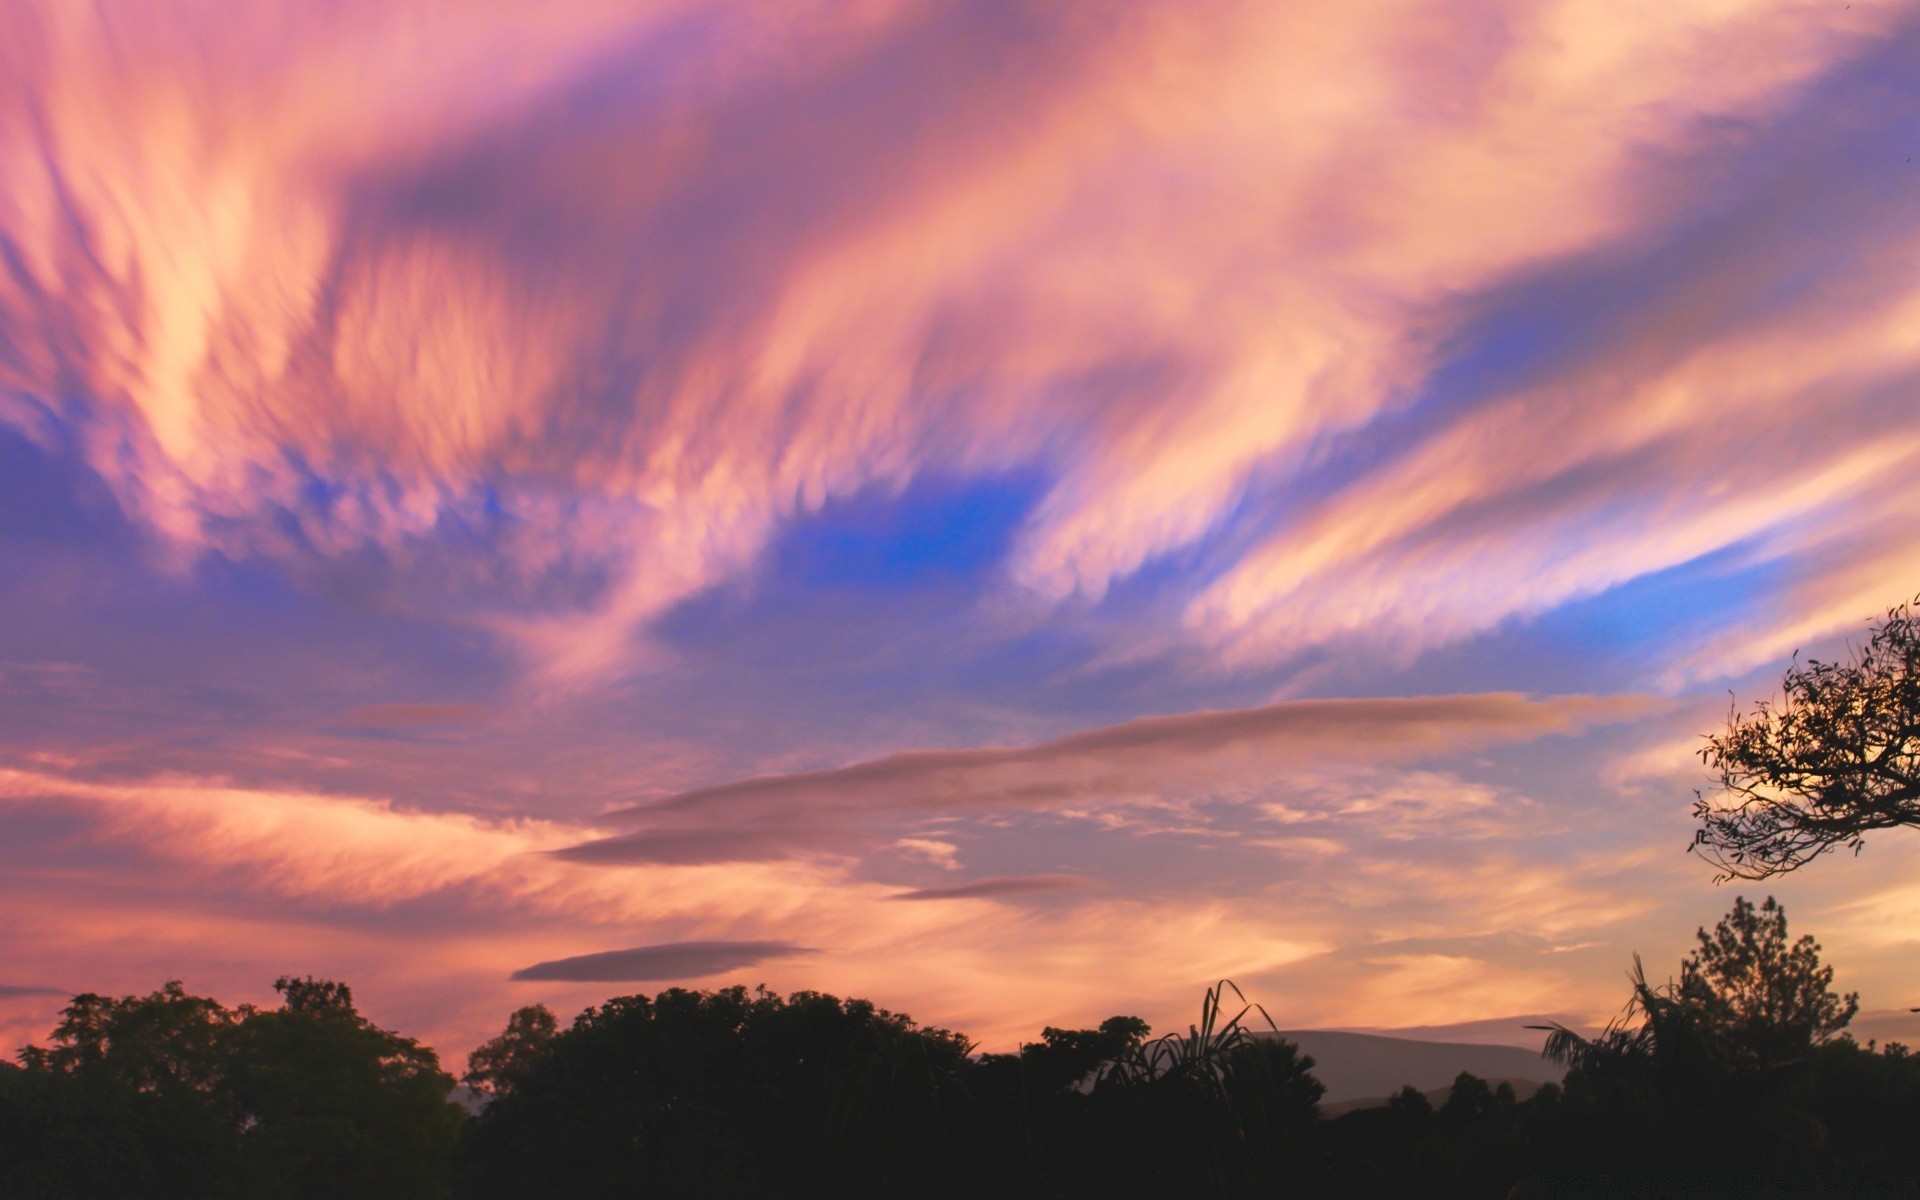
(1258, 1029, 1562, 1105)
(1319, 1077, 1551, 1117)
(1843, 1008, 1920, 1049)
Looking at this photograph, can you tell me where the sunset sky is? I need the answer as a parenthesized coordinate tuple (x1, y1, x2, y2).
(5, 0, 1920, 1062)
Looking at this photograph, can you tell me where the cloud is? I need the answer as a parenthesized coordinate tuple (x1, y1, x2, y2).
(1, 0, 1906, 683)
(891, 838, 960, 870)
(0, 984, 66, 998)
(510, 940, 812, 983)
(552, 827, 858, 867)
(0, 749, 1877, 1066)
(0, 746, 1680, 1056)
(1339, 954, 1575, 1031)
(560, 692, 1648, 862)
(1184, 22, 1920, 677)
(628, 692, 1641, 817)
(0, 765, 576, 906)
(890, 874, 1094, 902)
(8, 0, 1920, 1082)
(0, 764, 851, 925)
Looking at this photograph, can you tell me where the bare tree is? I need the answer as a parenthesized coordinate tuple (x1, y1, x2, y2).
(1693, 595, 1920, 879)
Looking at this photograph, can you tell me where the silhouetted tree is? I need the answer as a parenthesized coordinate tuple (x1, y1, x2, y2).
(0, 978, 462, 1200)
(271, 975, 355, 1016)
(1802, 1036, 1920, 1175)
(5, 982, 247, 1198)
(1440, 1071, 1502, 1122)
(1017, 1015, 1150, 1095)
(227, 976, 463, 1200)
(455, 985, 973, 1199)
(1677, 895, 1857, 1065)
(1388, 1082, 1433, 1118)
(1544, 897, 1855, 1078)
(1534, 896, 1867, 1176)
(23, 960, 1920, 1195)
(962, 1014, 1155, 1192)
(1694, 595, 1920, 877)
(1213, 1035, 1325, 1188)
(462, 1005, 556, 1100)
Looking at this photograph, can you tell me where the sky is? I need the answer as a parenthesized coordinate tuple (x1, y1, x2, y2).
(4, 0, 1920, 1062)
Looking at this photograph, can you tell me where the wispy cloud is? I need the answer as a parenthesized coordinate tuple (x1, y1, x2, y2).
(2, 1, 1908, 683)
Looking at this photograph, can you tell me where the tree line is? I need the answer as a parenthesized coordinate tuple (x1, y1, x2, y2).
(8, 595, 1920, 1197)
(6, 893, 1919, 1197)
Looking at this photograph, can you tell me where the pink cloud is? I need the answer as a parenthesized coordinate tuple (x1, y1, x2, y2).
(6, 0, 1920, 1072)
(1187, 221, 1920, 672)
(1, 0, 1906, 685)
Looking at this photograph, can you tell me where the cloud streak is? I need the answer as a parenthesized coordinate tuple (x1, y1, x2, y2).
(561, 692, 1647, 863)
(890, 875, 1093, 902)
(511, 941, 811, 983)
(637, 693, 1638, 813)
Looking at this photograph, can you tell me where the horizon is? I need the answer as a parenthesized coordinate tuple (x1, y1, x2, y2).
(5, 0, 1920, 1065)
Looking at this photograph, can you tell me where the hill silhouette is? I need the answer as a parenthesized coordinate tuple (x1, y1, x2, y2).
(1261, 1029, 1561, 1104)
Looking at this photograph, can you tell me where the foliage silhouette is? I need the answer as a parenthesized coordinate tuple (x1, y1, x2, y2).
(1539, 896, 1856, 1079)
(1529, 896, 1883, 1180)
(8, 945, 1920, 1198)
(1035, 982, 1310, 1196)
(455, 985, 974, 1199)
(0, 978, 462, 1200)
(228, 976, 463, 1199)
(1097, 978, 1273, 1091)
(1073, 979, 1324, 1195)
(460, 1004, 556, 1100)
(1695, 594, 1920, 878)
(1679, 895, 1858, 1063)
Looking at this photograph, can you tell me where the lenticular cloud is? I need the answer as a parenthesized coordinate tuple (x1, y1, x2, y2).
(510, 941, 812, 982)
